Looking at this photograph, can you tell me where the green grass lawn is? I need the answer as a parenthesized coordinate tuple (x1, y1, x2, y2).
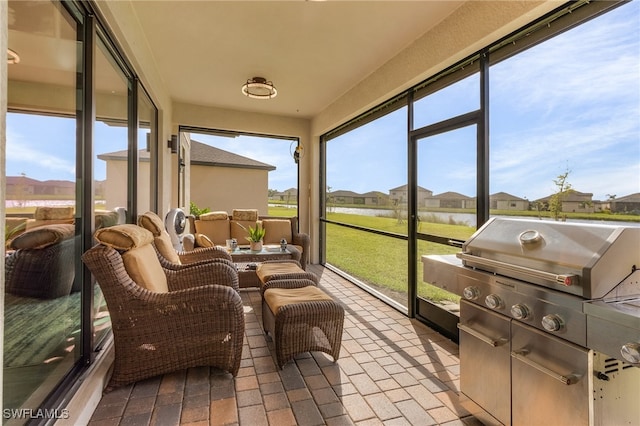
(321, 212, 473, 307)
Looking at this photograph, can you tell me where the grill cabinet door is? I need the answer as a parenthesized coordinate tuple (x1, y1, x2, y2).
(511, 321, 591, 426)
(459, 300, 511, 425)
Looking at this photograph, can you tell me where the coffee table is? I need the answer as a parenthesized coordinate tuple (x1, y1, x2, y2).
(230, 245, 301, 288)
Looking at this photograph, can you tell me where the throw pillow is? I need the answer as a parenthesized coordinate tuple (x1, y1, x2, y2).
(195, 233, 214, 248)
(94, 224, 153, 251)
(10, 224, 75, 250)
(137, 211, 164, 236)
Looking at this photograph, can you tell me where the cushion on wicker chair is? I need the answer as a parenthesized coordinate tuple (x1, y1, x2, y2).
(94, 224, 152, 250)
(34, 206, 74, 220)
(195, 233, 214, 248)
(195, 218, 231, 245)
(232, 209, 258, 221)
(122, 244, 168, 293)
(10, 224, 75, 250)
(264, 286, 333, 314)
(199, 211, 229, 221)
(94, 225, 168, 292)
(137, 211, 164, 236)
(137, 211, 182, 265)
(256, 262, 304, 283)
(262, 219, 292, 245)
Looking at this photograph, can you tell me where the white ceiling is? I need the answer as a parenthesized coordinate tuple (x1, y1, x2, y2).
(129, 1, 464, 119)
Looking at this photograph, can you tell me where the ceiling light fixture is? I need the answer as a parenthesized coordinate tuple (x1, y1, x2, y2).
(7, 48, 20, 64)
(241, 77, 277, 99)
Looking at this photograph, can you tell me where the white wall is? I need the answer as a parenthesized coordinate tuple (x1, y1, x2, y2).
(191, 165, 269, 216)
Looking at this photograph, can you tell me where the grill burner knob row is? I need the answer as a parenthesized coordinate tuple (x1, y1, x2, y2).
(511, 304, 531, 320)
(620, 343, 640, 364)
(463, 286, 480, 301)
(541, 314, 565, 332)
(485, 294, 503, 310)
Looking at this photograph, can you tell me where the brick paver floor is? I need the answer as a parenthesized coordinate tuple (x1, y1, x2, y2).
(87, 265, 482, 426)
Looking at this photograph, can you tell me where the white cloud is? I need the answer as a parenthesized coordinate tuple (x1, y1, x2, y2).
(5, 130, 75, 178)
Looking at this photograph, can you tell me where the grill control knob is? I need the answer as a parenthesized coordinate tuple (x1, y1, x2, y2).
(542, 314, 564, 332)
(620, 343, 640, 364)
(463, 286, 480, 301)
(485, 294, 503, 310)
(511, 304, 531, 320)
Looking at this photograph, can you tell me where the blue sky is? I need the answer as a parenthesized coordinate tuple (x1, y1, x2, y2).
(6, 1, 639, 202)
(326, 1, 640, 201)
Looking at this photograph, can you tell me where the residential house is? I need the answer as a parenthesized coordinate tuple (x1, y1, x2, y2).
(610, 193, 640, 214)
(389, 185, 433, 207)
(490, 192, 529, 211)
(98, 141, 275, 215)
(189, 141, 275, 215)
(426, 191, 476, 210)
(535, 190, 595, 213)
(327, 190, 388, 206)
(271, 188, 298, 204)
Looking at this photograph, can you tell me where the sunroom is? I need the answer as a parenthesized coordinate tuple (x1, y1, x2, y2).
(2, 1, 639, 425)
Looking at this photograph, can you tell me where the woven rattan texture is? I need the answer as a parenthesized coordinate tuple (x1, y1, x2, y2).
(262, 278, 344, 369)
(82, 244, 245, 390)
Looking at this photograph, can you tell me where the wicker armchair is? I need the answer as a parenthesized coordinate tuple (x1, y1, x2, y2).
(138, 211, 234, 267)
(5, 224, 76, 299)
(82, 224, 244, 390)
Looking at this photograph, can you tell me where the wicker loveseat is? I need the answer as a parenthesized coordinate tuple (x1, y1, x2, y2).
(82, 224, 244, 390)
(188, 209, 310, 269)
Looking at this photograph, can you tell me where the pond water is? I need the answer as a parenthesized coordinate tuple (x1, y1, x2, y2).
(327, 206, 640, 228)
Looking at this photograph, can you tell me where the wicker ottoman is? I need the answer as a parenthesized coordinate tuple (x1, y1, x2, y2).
(263, 284, 344, 369)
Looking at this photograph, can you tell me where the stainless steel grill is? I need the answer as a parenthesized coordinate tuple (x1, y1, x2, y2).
(422, 217, 640, 426)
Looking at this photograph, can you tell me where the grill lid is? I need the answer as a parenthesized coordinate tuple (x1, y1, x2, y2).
(458, 218, 640, 298)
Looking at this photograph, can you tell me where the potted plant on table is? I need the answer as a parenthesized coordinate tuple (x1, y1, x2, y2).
(237, 223, 266, 251)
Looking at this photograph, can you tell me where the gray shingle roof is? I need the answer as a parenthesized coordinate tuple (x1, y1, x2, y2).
(190, 140, 275, 170)
(97, 140, 275, 171)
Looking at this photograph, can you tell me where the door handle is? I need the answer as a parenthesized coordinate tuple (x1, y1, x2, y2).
(511, 350, 581, 385)
(458, 323, 508, 347)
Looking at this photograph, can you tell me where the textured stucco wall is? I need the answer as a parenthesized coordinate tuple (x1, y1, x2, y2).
(190, 165, 269, 216)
